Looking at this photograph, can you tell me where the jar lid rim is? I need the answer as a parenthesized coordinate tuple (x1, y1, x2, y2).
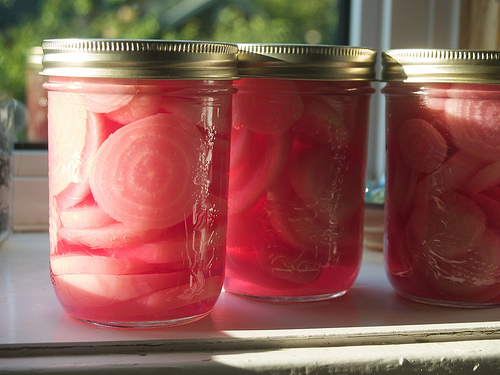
(41, 39, 239, 80)
(382, 49, 500, 84)
(236, 43, 377, 81)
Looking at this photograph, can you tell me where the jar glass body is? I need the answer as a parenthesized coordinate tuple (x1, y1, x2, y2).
(225, 78, 374, 302)
(384, 82, 500, 307)
(25, 48, 48, 142)
(0, 95, 13, 243)
(45, 77, 233, 327)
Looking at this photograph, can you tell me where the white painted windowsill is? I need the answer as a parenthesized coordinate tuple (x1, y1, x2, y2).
(1, 232, 500, 374)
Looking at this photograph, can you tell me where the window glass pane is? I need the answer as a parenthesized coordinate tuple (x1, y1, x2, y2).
(0, 0, 348, 144)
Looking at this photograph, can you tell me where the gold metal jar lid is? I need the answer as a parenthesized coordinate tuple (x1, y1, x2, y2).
(41, 39, 239, 80)
(236, 44, 377, 80)
(382, 49, 500, 84)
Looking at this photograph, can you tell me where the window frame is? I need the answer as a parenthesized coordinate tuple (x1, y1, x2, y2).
(349, 0, 461, 182)
(12, 0, 463, 230)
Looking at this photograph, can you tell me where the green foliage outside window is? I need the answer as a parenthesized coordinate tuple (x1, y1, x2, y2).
(0, 0, 343, 102)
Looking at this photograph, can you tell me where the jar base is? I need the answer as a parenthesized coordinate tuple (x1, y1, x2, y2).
(73, 311, 211, 329)
(227, 290, 347, 303)
(398, 292, 500, 309)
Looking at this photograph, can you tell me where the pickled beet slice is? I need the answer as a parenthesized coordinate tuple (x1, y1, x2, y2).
(398, 118, 448, 173)
(107, 92, 161, 125)
(482, 187, 500, 207)
(266, 170, 348, 259)
(160, 98, 203, 127)
(226, 199, 322, 287)
(117, 238, 196, 266)
(50, 254, 152, 275)
(90, 113, 203, 229)
(467, 159, 500, 194)
(59, 221, 164, 249)
(233, 79, 304, 134)
(85, 276, 223, 320)
(427, 151, 487, 193)
(410, 192, 487, 260)
(82, 92, 134, 114)
(129, 275, 222, 316)
(48, 92, 87, 197)
(292, 95, 349, 147)
(472, 193, 500, 229)
(60, 200, 115, 229)
(53, 271, 191, 308)
(445, 98, 500, 160)
(113, 219, 227, 265)
(287, 146, 363, 225)
(228, 127, 293, 216)
(48, 99, 109, 208)
(422, 228, 500, 302)
(78, 80, 135, 113)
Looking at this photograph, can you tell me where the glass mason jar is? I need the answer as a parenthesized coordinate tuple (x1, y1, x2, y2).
(0, 93, 13, 244)
(26, 46, 48, 142)
(225, 44, 377, 302)
(382, 49, 500, 307)
(42, 39, 237, 327)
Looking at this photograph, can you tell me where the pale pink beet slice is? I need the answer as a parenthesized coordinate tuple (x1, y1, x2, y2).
(292, 95, 349, 147)
(226, 200, 323, 286)
(116, 237, 197, 265)
(422, 228, 500, 301)
(386, 152, 420, 217)
(50, 107, 109, 209)
(427, 151, 487, 193)
(398, 118, 448, 173)
(160, 93, 231, 139)
(228, 127, 293, 216)
(420, 192, 487, 258)
(53, 271, 191, 308)
(59, 200, 115, 229)
(90, 113, 203, 229)
(112, 217, 227, 265)
(445, 97, 500, 160)
(81, 91, 134, 114)
(160, 98, 203, 127)
(106, 92, 161, 125)
(131, 275, 222, 314)
(48, 91, 88, 197)
(467, 159, 500, 194)
(78, 80, 136, 113)
(58, 222, 165, 249)
(87, 275, 223, 319)
(287, 146, 364, 225)
(233, 78, 304, 134)
(266, 178, 331, 252)
(472, 193, 500, 229)
(50, 254, 152, 275)
(266, 168, 358, 261)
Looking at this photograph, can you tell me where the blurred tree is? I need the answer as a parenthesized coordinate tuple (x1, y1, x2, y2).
(0, 0, 343, 102)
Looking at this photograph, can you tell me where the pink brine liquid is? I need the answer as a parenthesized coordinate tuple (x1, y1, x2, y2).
(225, 79, 374, 301)
(46, 77, 231, 327)
(384, 83, 500, 306)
